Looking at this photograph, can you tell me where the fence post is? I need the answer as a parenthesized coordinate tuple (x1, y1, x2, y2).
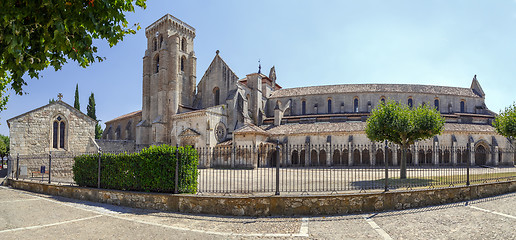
(466, 144, 470, 186)
(384, 140, 389, 192)
(97, 148, 102, 189)
(48, 152, 52, 184)
(175, 144, 179, 194)
(275, 142, 280, 196)
(16, 153, 19, 180)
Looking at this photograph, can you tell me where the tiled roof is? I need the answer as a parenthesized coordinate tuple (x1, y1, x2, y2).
(234, 123, 269, 135)
(443, 123, 495, 133)
(105, 110, 142, 124)
(269, 84, 480, 98)
(266, 122, 496, 135)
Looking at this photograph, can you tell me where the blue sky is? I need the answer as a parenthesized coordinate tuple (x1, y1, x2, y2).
(2, 0, 516, 136)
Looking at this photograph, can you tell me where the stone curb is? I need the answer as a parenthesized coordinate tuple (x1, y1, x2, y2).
(7, 179, 516, 216)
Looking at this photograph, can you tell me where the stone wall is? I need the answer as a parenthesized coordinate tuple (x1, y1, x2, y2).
(8, 179, 516, 216)
(95, 140, 137, 152)
(8, 101, 97, 156)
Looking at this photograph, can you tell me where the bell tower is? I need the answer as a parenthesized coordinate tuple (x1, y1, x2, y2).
(137, 14, 197, 146)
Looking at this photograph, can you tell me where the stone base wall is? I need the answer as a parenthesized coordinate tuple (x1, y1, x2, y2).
(8, 179, 516, 216)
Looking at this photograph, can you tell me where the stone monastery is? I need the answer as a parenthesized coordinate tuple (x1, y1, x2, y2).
(99, 14, 512, 166)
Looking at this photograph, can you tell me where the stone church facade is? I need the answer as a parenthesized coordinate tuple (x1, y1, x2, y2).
(103, 14, 514, 166)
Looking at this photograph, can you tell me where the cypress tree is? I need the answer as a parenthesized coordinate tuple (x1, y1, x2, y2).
(87, 93, 96, 120)
(74, 83, 80, 111)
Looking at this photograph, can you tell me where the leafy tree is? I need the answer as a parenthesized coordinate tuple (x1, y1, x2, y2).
(493, 102, 516, 139)
(87, 92, 103, 139)
(74, 83, 80, 111)
(366, 100, 445, 179)
(0, 0, 147, 116)
(0, 134, 9, 160)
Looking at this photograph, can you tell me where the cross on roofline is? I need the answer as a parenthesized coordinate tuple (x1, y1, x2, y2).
(57, 93, 63, 101)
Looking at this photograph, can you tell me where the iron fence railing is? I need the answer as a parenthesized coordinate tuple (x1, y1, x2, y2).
(6, 143, 516, 195)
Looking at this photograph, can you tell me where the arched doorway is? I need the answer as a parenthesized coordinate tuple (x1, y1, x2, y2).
(475, 145, 488, 166)
(342, 149, 349, 166)
(319, 150, 327, 166)
(353, 149, 361, 166)
(362, 149, 370, 165)
(375, 149, 384, 166)
(333, 149, 341, 165)
(311, 150, 318, 166)
(291, 150, 299, 165)
(300, 150, 306, 166)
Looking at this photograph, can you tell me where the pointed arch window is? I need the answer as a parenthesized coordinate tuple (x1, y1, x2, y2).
(327, 99, 332, 113)
(434, 98, 440, 111)
(302, 100, 306, 115)
(181, 37, 187, 52)
(180, 56, 185, 72)
(380, 97, 386, 104)
(52, 116, 66, 149)
(353, 97, 359, 113)
(408, 98, 413, 108)
(460, 100, 465, 113)
(213, 87, 220, 105)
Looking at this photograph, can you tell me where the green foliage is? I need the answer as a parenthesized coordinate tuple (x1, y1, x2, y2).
(493, 102, 516, 139)
(74, 83, 80, 111)
(48, 98, 55, 104)
(0, 134, 9, 159)
(95, 123, 103, 139)
(366, 100, 445, 179)
(73, 145, 198, 193)
(366, 100, 445, 146)
(87, 92, 96, 120)
(0, 134, 10, 158)
(0, 0, 147, 116)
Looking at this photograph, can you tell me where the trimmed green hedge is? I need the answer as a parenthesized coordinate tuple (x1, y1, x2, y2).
(73, 145, 198, 193)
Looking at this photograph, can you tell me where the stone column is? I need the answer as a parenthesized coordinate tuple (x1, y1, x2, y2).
(470, 143, 475, 166)
(414, 143, 419, 166)
(252, 145, 258, 168)
(305, 145, 310, 167)
(348, 143, 353, 166)
(494, 146, 499, 166)
(451, 142, 457, 166)
(326, 143, 331, 167)
(369, 147, 374, 166)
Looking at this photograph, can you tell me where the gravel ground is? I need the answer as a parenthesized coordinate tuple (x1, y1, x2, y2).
(1, 186, 515, 239)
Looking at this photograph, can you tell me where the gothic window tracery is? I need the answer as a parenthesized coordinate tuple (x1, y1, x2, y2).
(52, 116, 66, 149)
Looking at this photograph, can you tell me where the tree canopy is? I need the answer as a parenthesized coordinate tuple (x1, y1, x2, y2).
(493, 102, 516, 139)
(0, 134, 9, 159)
(0, 0, 146, 114)
(366, 100, 445, 178)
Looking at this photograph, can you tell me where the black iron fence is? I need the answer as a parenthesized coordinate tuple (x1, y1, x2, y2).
(6, 143, 516, 195)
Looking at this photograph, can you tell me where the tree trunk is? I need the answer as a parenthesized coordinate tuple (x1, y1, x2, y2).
(400, 144, 407, 179)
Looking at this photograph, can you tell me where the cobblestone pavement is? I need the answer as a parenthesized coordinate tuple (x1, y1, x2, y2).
(1, 186, 515, 239)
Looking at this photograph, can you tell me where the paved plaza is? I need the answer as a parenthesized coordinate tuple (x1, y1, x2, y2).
(0, 186, 515, 239)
